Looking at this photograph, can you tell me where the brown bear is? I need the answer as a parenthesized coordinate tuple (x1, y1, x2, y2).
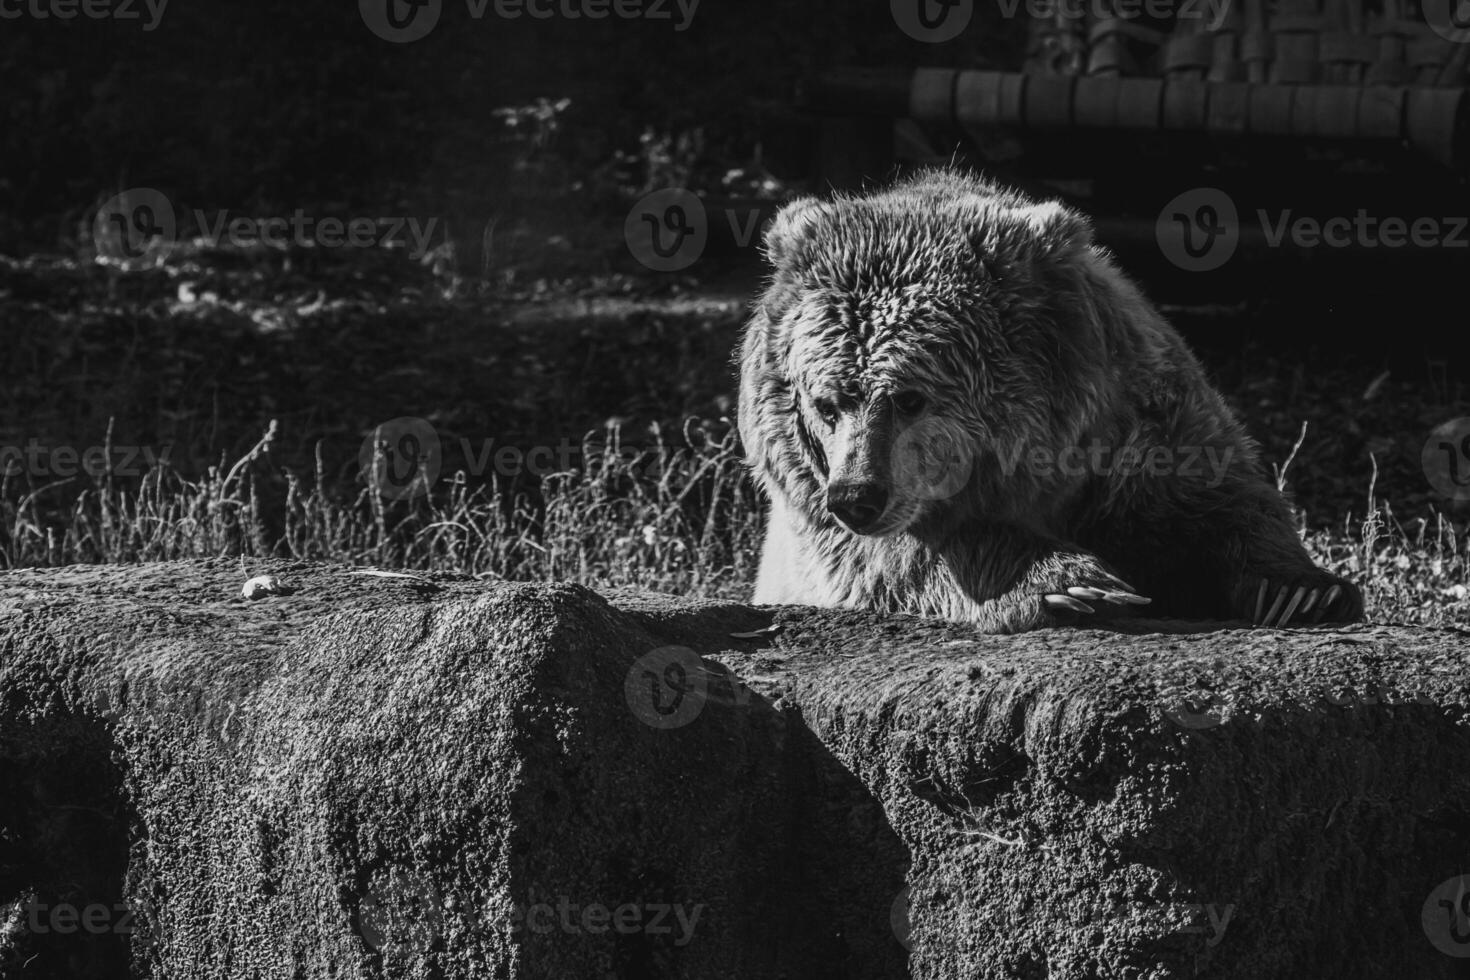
(736, 169, 1363, 633)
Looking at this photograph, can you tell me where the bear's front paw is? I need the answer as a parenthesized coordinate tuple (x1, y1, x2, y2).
(1235, 571, 1363, 627)
(1008, 557, 1151, 631)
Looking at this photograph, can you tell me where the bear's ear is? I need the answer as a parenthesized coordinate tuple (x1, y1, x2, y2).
(967, 197, 1094, 267)
(1015, 200, 1094, 257)
(762, 197, 830, 269)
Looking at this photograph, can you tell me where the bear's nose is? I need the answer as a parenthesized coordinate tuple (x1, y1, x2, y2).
(827, 483, 889, 532)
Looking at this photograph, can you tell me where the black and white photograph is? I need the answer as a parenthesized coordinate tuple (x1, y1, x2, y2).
(3, 0, 1470, 976)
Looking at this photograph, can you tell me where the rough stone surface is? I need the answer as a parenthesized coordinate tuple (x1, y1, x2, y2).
(1, 559, 1468, 979)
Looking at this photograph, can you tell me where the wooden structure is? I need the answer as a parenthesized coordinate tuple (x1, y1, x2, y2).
(806, 0, 1470, 194)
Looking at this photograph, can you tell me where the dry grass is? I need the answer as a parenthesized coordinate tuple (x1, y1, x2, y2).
(0, 418, 763, 601)
(4, 416, 1469, 625)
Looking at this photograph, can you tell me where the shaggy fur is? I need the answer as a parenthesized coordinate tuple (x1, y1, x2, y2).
(737, 169, 1363, 633)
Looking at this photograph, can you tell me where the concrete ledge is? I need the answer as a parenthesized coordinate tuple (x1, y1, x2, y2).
(1, 559, 1468, 979)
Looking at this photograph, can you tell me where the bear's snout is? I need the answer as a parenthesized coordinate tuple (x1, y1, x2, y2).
(826, 482, 889, 533)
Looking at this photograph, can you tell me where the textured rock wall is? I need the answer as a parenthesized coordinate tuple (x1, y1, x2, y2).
(1, 559, 1467, 979)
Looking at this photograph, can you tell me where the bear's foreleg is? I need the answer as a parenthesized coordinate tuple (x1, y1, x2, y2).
(1101, 473, 1365, 627)
(942, 524, 1152, 634)
(1210, 485, 1364, 627)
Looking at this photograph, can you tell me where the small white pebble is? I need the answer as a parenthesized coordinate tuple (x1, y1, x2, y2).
(242, 575, 287, 600)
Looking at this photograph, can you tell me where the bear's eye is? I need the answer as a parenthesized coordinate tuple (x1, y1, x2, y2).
(892, 391, 927, 416)
(811, 396, 838, 425)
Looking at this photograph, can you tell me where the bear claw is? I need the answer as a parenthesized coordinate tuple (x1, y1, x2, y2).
(1047, 594, 1096, 614)
(1249, 577, 1351, 627)
(1067, 585, 1151, 606)
(1046, 586, 1151, 617)
(1311, 584, 1342, 623)
(1273, 585, 1309, 626)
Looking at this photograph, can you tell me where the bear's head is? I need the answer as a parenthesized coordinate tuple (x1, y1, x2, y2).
(739, 169, 1120, 538)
